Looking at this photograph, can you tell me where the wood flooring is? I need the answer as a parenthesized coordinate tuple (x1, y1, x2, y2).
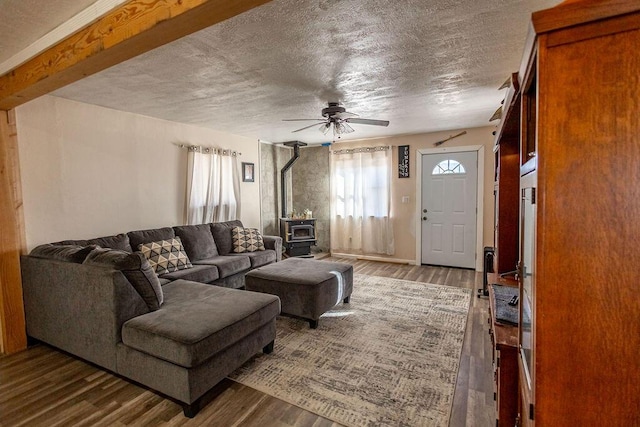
(0, 258, 495, 426)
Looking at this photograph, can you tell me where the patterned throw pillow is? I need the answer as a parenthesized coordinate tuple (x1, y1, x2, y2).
(138, 237, 193, 275)
(232, 227, 265, 253)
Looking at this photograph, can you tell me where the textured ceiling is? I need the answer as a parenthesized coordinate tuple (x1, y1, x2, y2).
(4, 0, 561, 144)
(0, 0, 99, 64)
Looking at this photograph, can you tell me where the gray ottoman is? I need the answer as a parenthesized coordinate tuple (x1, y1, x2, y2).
(245, 258, 353, 329)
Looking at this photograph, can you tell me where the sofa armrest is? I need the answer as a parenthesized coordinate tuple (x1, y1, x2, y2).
(263, 235, 283, 262)
(21, 255, 148, 371)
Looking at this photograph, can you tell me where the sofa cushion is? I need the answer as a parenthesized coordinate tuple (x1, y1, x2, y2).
(232, 227, 265, 253)
(53, 233, 132, 252)
(193, 255, 251, 279)
(158, 264, 219, 283)
(29, 244, 97, 263)
(210, 220, 243, 255)
(121, 280, 280, 368)
(230, 250, 276, 268)
(52, 239, 89, 247)
(138, 237, 193, 275)
(87, 233, 133, 252)
(173, 224, 218, 261)
(83, 247, 163, 311)
(127, 227, 175, 251)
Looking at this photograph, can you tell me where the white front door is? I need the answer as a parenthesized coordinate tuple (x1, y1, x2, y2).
(421, 151, 478, 268)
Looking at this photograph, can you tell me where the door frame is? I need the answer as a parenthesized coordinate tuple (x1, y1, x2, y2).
(415, 145, 485, 271)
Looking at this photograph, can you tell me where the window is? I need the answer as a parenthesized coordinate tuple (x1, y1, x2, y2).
(330, 146, 394, 255)
(186, 148, 240, 224)
(432, 159, 466, 175)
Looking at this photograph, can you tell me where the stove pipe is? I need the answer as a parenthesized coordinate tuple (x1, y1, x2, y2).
(280, 141, 307, 218)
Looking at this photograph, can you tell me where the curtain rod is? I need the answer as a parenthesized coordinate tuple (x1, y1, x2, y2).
(175, 143, 241, 156)
(331, 145, 392, 155)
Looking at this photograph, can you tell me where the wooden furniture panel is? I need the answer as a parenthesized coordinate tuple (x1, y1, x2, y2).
(487, 277, 518, 427)
(492, 74, 520, 275)
(517, 171, 536, 427)
(516, 2, 640, 425)
(536, 21, 640, 425)
(531, 0, 640, 33)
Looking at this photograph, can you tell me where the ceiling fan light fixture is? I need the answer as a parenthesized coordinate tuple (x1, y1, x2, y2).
(343, 122, 355, 133)
(285, 102, 389, 136)
(320, 122, 331, 134)
(333, 122, 355, 135)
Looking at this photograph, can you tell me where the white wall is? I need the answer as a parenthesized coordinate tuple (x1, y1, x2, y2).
(327, 126, 495, 265)
(16, 95, 261, 250)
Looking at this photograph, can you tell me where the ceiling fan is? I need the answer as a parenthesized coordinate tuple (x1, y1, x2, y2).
(283, 102, 390, 138)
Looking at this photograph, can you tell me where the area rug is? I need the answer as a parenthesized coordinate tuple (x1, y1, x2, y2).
(229, 274, 471, 426)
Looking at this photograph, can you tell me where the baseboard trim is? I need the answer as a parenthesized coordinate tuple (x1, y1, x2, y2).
(330, 253, 416, 265)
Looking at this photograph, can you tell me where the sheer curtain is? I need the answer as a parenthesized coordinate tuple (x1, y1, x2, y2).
(185, 147, 241, 225)
(330, 146, 394, 255)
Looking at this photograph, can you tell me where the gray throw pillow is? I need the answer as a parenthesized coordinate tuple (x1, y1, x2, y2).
(210, 220, 243, 255)
(84, 247, 163, 311)
(127, 227, 175, 253)
(30, 244, 98, 263)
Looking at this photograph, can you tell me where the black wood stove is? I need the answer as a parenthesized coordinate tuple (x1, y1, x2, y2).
(278, 141, 317, 257)
(280, 218, 316, 257)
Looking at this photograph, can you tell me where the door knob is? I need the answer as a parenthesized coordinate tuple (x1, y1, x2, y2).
(422, 216, 427, 221)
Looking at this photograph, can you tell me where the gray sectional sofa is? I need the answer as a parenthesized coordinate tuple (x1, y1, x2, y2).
(53, 220, 282, 289)
(21, 220, 283, 417)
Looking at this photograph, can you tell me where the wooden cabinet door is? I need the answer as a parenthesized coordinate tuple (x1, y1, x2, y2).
(533, 13, 640, 426)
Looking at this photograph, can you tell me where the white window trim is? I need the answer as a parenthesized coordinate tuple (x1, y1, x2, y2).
(415, 145, 485, 271)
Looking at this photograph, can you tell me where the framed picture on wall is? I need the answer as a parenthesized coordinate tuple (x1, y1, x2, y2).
(242, 162, 255, 182)
(398, 145, 410, 178)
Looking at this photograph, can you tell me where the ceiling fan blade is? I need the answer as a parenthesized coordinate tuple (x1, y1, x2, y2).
(283, 119, 325, 122)
(346, 118, 390, 127)
(333, 111, 359, 119)
(292, 122, 328, 133)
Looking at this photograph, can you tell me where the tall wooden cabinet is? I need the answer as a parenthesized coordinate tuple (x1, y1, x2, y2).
(490, 72, 521, 427)
(493, 73, 521, 275)
(516, 1, 640, 425)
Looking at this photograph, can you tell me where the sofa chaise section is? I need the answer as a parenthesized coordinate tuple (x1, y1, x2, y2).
(21, 245, 281, 417)
(118, 280, 279, 414)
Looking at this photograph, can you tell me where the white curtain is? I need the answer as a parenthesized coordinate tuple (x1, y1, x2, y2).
(330, 146, 394, 255)
(185, 148, 241, 224)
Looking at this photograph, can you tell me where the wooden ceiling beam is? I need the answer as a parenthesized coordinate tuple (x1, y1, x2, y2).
(0, 0, 274, 110)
